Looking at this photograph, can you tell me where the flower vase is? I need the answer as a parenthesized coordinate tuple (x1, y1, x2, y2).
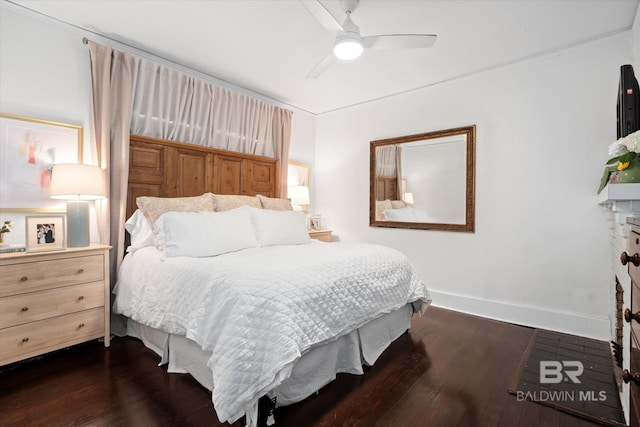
(0, 233, 5, 243)
(617, 159, 640, 184)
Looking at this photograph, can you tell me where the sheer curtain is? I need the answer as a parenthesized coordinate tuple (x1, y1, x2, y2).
(129, 59, 292, 195)
(376, 146, 397, 176)
(88, 41, 293, 330)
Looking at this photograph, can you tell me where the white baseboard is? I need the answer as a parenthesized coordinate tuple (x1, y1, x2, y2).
(428, 290, 611, 341)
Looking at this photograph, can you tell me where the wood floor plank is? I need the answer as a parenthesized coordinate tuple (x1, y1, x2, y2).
(0, 306, 607, 427)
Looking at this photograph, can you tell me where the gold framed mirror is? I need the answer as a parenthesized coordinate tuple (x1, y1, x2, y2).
(370, 125, 475, 232)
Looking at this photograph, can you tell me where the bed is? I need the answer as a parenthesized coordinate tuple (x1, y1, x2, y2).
(113, 135, 431, 426)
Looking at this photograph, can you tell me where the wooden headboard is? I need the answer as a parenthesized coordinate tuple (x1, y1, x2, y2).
(126, 134, 280, 220)
(376, 176, 398, 201)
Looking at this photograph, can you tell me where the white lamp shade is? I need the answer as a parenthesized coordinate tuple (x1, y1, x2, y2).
(288, 185, 310, 205)
(50, 164, 107, 200)
(403, 192, 414, 204)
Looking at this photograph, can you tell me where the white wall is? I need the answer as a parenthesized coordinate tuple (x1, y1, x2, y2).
(315, 32, 633, 339)
(0, 6, 92, 245)
(634, 5, 640, 68)
(288, 111, 317, 210)
(0, 4, 317, 244)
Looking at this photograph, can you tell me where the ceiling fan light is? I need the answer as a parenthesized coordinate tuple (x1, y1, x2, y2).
(333, 37, 363, 60)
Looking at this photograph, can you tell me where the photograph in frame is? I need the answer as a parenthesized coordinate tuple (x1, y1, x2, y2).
(0, 113, 82, 212)
(25, 214, 66, 252)
(308, 214, 322, 231)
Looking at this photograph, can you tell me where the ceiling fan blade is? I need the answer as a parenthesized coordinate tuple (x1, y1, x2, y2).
(299, 0, 344, 34)
(306, 53, 337, 79)
(363, 34, 437, 50)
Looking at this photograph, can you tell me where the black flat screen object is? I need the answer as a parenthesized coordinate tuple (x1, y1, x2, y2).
(617, 64, 640, 139)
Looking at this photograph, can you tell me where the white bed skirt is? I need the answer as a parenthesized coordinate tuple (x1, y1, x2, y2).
(126, 303, 413, 408)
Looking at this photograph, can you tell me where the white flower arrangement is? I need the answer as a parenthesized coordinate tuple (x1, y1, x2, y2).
(599, 131, 640, 193)
(607, 130, 640, 167)
(0, 220, 14, 234)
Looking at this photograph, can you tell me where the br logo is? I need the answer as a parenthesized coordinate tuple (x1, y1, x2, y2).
(539, 361, 584, 384)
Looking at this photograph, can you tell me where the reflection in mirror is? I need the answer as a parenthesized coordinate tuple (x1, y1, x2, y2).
(370, 125, 475, 232)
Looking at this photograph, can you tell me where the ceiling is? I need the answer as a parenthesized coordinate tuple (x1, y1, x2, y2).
(8, 0, 640, 115)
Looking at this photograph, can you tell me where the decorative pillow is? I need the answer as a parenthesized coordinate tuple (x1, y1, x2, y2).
(375, 199, 393, 220)
(136, 193, 215, 224)
(248, 207, 310, 246)
(390, 200, 406, 209)
(213, 194, 261, 212)
(154, 206, 258, 257)
(257, 194, 293, 211)
(124, 210, 155, 252)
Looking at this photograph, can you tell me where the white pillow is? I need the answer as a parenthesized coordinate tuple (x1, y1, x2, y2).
(383, 206, 429, 222)
(154, 206, 258, 257)
(124, 210, 155, 253)
(248, 207, 311, 246)
(390, 200, 406, 209)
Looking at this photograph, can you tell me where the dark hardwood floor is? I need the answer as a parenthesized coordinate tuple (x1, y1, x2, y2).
(0, 307, 604, 427)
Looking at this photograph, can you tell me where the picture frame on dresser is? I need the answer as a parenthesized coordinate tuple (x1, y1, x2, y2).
(0, 112, 83, 213)
(25, 214, 66, 252)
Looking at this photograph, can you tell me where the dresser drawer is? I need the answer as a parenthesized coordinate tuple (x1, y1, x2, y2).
(0, 254, 104, 297)
(0, 282, 104, 329)
(0, 307, 104, 364)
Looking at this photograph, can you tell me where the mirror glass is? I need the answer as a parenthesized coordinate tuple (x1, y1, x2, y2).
(370, 125, 475, 232)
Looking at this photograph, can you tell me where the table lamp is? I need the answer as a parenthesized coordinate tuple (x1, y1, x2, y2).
(288, 185, 310, 213)
(50, 164, 107, 247)
(402, 192, 414, 204)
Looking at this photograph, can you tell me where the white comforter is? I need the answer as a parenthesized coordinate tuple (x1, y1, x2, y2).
(113, 241, 430, 424)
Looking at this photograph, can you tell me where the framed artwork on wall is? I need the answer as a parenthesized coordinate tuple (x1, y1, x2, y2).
(0, 113, 83, 212)
(25, 214, 66, 252)
(287, 161, 310, 188)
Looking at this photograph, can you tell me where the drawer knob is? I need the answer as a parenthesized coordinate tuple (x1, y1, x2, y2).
(21, 338, 29, 343)
(20, 307, 28, 312)
(20, 276, 28, 281)
(623, 369, 640, 385)
(78, 296, 84, 301)
(78, 323, 85, 329)
(625, 309, 640, 323)
(621, 252, 640, 266)
(77, 268, 84, 274)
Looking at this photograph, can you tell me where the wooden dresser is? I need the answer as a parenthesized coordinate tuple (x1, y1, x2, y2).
(0, 244, 110, 366)
(624, 221, 640, 427)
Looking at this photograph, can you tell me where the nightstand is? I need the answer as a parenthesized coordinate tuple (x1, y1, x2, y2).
(0, 244, 111, 366)
(308, 229, 333, 242)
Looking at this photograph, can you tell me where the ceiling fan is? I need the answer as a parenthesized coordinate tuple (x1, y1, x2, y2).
(300, 0, 437, 79)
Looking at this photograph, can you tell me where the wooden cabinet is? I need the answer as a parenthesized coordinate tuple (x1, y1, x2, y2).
(0, 244, 110, 366)
(625, 225, 640, 427)
(309, 229, 333, 242)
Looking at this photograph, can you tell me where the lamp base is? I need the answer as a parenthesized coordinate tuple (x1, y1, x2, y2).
(66, 201, 90, 247)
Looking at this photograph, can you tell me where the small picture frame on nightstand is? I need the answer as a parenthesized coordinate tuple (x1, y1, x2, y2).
(308, 214, 322, 231)
(25, 214, 66, 252)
